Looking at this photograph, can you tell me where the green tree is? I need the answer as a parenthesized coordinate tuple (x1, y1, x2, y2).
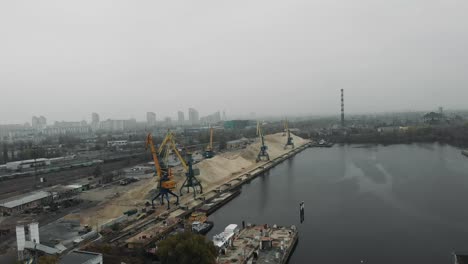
(157, 231, 217, 264)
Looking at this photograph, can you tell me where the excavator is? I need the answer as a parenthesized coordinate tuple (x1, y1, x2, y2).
(284, 119, 295, 149)
(256, 121, 269, 162)
(203, 127, 215, 158)
(145, 133, 179, 209)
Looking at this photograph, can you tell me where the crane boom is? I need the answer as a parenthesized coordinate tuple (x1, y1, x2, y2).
(145, 133, 162, 177)
(158, 131, 173, 155)
(168, 136, 188, 170)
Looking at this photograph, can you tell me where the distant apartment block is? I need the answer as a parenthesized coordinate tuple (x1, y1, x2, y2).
(91, 112, 100, 130)
(0, 123, 32, 140)
(147, 112, 156, 127)
(43, 121, 90, 136)
(100, 118, 137, 131)
(32, 116, 47, 130)
(200, 111, 221, 125)
(164, 117, 172, 126)
(178, 111, 185, 124)
(188, 108, 199, 125)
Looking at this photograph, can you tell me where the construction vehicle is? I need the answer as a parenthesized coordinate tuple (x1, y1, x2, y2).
(256, 121, 269, 162)
(145, 133, 179, 209)
(203, 127, 215, 158)
(164, 133, 203, 198)
(284, 119, 295, 149)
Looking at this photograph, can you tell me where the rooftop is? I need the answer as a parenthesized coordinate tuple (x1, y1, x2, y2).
(0, 191, 51, 208)
(60, 250, 102, 264)
(217, 224, 298, 264)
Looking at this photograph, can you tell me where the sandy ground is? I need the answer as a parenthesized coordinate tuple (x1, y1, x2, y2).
(77, 133, 308, 226)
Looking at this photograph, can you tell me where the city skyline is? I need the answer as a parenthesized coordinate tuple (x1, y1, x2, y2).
(2, 1, 468, 123)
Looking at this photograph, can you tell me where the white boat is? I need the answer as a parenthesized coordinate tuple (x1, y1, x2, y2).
(212, 224, 239, 250)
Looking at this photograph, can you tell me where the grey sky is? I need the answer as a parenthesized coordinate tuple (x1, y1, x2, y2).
(1, 0, 467, 124)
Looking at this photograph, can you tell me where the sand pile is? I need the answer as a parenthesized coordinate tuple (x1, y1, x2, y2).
(78, 133, 308, 226)
(195, 132, 308, 189)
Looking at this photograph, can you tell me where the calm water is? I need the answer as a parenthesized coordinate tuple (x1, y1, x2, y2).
(206, 144, 468, 264)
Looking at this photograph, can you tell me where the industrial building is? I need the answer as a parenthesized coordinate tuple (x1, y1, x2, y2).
(60, 250, 103, 264)
(0, 191, 52, 215)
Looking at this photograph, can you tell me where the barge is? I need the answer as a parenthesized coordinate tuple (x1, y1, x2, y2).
(198, 189, 241, 215)
(215, 224, 298, 264)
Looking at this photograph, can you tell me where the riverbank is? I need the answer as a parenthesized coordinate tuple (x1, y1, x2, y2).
(74, 133, 309, 227)
(206, 143, 468, 264)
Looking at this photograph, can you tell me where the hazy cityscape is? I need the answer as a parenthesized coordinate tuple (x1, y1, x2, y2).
(2, 1, 468, 264)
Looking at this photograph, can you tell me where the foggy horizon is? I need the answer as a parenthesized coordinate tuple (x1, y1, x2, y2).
(2, 0, 468, 124)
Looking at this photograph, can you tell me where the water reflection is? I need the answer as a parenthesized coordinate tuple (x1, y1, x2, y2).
(259, 171, 269, 212)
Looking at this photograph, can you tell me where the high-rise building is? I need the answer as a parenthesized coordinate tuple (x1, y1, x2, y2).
(188, 108, 199, 125)
(146, 112, 156, 127)
(178, 111, 185, 123)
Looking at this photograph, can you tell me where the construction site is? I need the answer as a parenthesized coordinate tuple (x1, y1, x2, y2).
(1, 122, 311, 263)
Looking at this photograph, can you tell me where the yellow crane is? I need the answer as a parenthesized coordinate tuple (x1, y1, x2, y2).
(145, 133, 178, 209)
(165, 133, 203, 198)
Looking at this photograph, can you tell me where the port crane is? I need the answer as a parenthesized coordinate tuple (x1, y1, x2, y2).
(284, 119, 295, 149)
(145, 133, 179, 209)
(256, 121, 269, 162)
(164, 134, 203, 198)
(203, 127, 215, 158)
(158, 130, 176, 168)
(283, 119, 287, 136)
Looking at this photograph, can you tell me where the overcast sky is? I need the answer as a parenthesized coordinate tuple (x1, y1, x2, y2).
(1, 0, 467, 124)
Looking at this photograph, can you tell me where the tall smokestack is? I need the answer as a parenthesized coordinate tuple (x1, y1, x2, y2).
(341, 89, 345, 127)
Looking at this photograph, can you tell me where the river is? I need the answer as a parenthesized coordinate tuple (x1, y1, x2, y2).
(206, 143, 468, 264)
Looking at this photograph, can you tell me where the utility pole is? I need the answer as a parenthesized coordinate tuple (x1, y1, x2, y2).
(341, 89, 345, 128)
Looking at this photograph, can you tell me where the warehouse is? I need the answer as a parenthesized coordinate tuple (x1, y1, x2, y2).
(0, 191, 52, 215)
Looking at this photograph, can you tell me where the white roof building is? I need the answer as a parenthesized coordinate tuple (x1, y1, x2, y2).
(0, 191, 52, 213)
